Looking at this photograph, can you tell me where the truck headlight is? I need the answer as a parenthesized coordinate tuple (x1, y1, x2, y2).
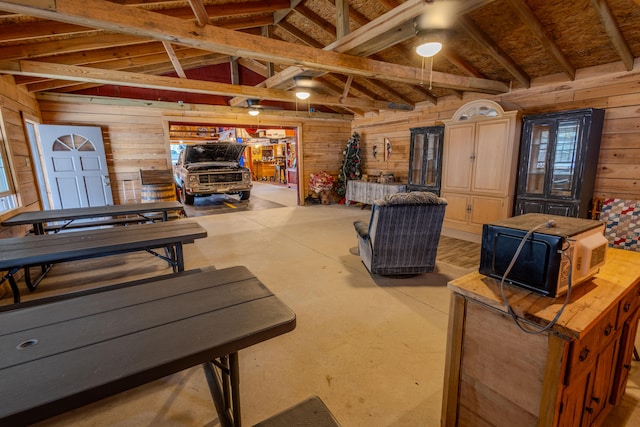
(189, 175, 197, 183)
(243, 172, 251, 181)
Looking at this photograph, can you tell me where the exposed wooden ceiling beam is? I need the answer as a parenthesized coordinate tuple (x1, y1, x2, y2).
(277, 21, 324, 49)
(441, 48, 485, 79)
(314, 77, 364, 116)
(459, 15, 530, 88)
(0, 19, 94, 42)
(342, 75, 353, 98)
(409, 84, 439, 104)
(322, 0, 429, 54)
(273, 0, 304, 25)
(187, 0, 209, 26)
(0, 32, 147, 60)
(162, 41, 187, 78)
(0, 59, 413, 111)
(0, 1, 287, 43)
(14, 41, 181, 84)
(293, 4, 336, 38)
(335, 0, 349, 39)
(26, 53, 229, 92)
(506, 0, 575, 80)
(229, 0, 505, 107)
(0, 0, 507, 93)
(36, 91, 354, 120)
(590, 0, 634, 71)
(260, 25, 275, 77)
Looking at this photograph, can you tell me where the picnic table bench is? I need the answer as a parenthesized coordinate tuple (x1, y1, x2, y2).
(1, 201, 184, 235)
(0, 219, 207, 303)
(0, 266, 296, 426)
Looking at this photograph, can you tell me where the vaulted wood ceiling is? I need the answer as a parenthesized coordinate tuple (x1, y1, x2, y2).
(0, 0, 638, 117)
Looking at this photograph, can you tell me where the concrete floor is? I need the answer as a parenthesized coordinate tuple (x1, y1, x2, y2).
(7, 182, 640, 426)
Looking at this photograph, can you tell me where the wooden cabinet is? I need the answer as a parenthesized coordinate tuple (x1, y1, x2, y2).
(441, 249, 640, 427)
(441, 100, 521, 234)
(408, 126, 443, 194)
(515, 109, 605, 218)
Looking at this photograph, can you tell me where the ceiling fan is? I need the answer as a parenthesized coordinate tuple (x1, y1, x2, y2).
(413, 0, 462, 57)
(245, 99, 283, 116)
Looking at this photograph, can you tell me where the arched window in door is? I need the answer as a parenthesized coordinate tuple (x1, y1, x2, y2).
(52, 134, 97, 152)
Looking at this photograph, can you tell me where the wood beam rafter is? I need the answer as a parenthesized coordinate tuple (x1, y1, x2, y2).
(187, 0, 209, 26)
(277, 21, 324, 48)
(590, 0, 634, 71)
(230, 0, 504, 107)
(293, 4, 336, 38)
(25, 53, 229, 92)
(459, 15, 530, 88)
(0, 0, 504, 90)
(0, 59, 412, 111)
(506, 0, 575, 80)
(162, 41, 187, 78)
(336, 0, 349, 40)
(273, 0, 304, 25)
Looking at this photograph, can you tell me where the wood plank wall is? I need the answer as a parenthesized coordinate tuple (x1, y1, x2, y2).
(36, 97, 352, 204)
(0, 76, 41, 239)
(1, 58, 638, 243)
(352, 61, 640, 201)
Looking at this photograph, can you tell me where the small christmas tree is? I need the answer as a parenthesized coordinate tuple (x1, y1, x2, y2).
(336, 132, 362, 199)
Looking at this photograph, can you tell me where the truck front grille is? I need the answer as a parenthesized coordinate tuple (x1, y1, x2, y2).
(198, 173, 243, 184)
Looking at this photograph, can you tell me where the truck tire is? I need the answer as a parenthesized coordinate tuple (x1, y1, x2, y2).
(240, 191, 251, 200)
(179, 185, 195, 205)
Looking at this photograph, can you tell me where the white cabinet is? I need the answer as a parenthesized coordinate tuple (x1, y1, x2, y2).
(441, 100, 521, 234)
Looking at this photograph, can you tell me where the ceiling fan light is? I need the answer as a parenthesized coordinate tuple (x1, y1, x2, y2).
(295, 90, 310, 100)
(248, 108, 260, 116)
(416, 41, 442, 58)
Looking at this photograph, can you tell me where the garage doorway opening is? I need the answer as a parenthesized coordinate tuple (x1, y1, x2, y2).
(168, 122, 300, 216)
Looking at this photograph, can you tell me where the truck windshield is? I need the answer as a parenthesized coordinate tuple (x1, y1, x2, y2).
(185, 144, 245, 162)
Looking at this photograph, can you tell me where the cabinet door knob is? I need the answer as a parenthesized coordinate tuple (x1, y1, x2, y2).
(579, 347, 590, 362)
(604, 324, 613, 336)
(591, 396, 601, 404)
(585, 406, 594, 414)
(624, 301, 632, 312)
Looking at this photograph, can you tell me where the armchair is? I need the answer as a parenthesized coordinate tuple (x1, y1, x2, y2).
(353, 191, 447, 275)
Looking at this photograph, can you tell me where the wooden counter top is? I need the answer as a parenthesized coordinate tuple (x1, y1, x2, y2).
(448, 248, 640, 340)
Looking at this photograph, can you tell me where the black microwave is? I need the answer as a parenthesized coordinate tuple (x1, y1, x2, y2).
(479, 214, 608, 297)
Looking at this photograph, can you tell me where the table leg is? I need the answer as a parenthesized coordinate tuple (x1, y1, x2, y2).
(34, 222, 45, 235)
(174, 243, 184, 272)
(203, 352, 241, 427)
(24, 264, 53, 292)
(1, 267, 22, 303)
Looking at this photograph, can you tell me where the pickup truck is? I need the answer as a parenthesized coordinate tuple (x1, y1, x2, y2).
(173, 143, 252, 205)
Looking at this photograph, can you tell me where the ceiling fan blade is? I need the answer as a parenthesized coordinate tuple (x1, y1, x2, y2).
(415, 0, 462, 31)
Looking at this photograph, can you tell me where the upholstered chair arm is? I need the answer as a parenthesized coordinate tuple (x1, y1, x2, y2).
(353, 220, 370, 239)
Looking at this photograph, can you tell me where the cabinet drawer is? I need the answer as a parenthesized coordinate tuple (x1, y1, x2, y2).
(566, 306, 618, 383)
(617, 283, 640, 329)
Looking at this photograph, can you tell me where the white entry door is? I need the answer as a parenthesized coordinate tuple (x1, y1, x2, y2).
(38, 125, 113, 209)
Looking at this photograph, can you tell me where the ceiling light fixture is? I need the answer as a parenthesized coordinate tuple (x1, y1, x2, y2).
(412, 26, 447, 89)
(294, 76, 313, 100)
(247, 99, 261, 116)
(295, 90, 310, 100)
(416, 41, 442, 58)
(414, 28, 446, 58)
(293, 76, 313, 117)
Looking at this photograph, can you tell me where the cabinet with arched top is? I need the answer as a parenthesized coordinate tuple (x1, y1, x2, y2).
(441, 100, 522, 236)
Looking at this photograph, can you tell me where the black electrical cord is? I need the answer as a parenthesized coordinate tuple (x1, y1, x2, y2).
(499, 222, 573, 335)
